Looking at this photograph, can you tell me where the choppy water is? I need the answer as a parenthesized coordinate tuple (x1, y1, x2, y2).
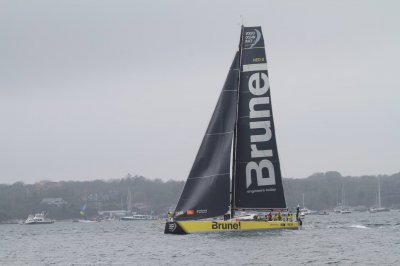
(1, 211, 399, 265)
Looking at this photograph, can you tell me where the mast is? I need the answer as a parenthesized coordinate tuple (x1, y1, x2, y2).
(341, 182, 345, 208)
(127, 188, 132, 214)
(231, 25, 244, 218)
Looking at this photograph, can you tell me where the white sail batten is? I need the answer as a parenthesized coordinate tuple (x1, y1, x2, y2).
(242, 63, 268, 72)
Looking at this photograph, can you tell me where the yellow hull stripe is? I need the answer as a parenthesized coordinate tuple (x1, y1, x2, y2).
(177, 220, 299, 233)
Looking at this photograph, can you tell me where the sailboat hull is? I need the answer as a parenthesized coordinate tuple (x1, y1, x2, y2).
(165, 220, 300, 234)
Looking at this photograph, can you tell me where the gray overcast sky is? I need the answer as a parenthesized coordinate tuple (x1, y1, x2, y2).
(1, 0, 399, 184)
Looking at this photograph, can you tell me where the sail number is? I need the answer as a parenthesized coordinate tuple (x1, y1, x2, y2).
(252, 57, 265, 63)
(245, 72, 276, 188)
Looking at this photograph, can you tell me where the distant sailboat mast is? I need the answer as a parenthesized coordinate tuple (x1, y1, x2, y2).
(127, 188, 133, 214)
(378, 176, 381, 208)
(341, 182, 345, 209)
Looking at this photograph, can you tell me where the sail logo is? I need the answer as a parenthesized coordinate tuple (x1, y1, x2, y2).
(245, 72, 276, 189)
(186, 209, 195, 215)
(244, 29, 261, 49)
(196, 209, 207, 214)
(168, 223, 177, 232)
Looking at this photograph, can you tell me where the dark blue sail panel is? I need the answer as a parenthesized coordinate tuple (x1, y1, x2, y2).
(234, 27, 286, 209)
(174, 52, 240, 220)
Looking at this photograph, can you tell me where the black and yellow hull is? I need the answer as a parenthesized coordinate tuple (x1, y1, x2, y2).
(164, 220, 300, 234)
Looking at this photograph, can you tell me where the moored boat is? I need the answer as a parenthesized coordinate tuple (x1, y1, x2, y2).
(121, 214, 155, 221)
(165, 26, 300, 234)
(24, 212, 54, 225)
(340, 209, 351, 214)
(369, 177, 390, 213)
(369, 207, 390, 213)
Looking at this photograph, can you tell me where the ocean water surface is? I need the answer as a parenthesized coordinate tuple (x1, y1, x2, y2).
(1, 211, 399, 265)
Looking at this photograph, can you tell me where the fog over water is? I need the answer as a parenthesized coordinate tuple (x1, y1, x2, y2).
(1, 1, 399, 183)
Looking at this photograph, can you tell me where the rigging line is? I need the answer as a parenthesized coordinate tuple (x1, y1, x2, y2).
(188, 173, 230, 180)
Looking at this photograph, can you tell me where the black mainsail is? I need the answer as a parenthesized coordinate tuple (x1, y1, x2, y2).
(234, 26, 286, 209)
(174, 52, 240, 220)
(174, 26, 286, 221)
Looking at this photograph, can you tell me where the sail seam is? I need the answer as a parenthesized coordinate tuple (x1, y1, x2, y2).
(205, 131, 234, 136)
(242, 47, 265, 50)
(188, 173, 230, 180)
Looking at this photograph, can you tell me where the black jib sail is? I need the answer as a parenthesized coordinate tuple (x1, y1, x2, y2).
(233, 26, 286, 209)
(174, 52, 240, 220)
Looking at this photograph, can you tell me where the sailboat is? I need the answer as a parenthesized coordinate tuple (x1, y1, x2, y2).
(164, 26, 300, 234)
(340, 183, 351, 214)
(300, 193, 316, 216)
(369, 177, 390, 213)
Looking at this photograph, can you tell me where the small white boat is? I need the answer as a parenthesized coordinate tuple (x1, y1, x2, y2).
(333, 207, 342, 213)
(317, 210, 329, 215)
(121, 214, 155, 221)
(340, 209, 351, 214)
(300, 208, 317, 216)
(369, 207, 390, 213)
(24, 212, 54, 224)
(300, 195, 317, 217)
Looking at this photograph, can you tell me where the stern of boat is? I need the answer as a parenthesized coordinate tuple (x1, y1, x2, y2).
(164, 221, 187, 235)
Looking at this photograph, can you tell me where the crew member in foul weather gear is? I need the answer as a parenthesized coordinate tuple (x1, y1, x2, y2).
(296, 205, 300, 221)
(167, 212, 173, 222)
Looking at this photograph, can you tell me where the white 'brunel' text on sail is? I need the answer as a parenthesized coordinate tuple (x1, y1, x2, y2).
(245, 72, 276, 188)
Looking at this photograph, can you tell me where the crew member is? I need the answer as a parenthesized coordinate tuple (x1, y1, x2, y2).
(167, 211, 173, 222)
(288, 212, 293, 222)
(296, 205, 300, 221)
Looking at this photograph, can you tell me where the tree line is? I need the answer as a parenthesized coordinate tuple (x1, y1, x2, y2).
(0, 172, 399, 222)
